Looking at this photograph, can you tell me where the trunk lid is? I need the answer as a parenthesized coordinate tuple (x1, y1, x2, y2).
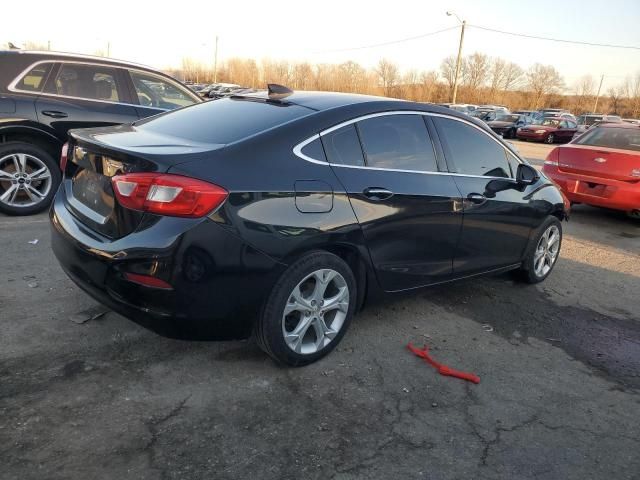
(557, 144, 640, 182)
(64, 124, 224, 238)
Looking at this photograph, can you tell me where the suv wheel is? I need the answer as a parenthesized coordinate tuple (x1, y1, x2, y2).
(256, 251, 357, 366)
(0, 142, 61, 215)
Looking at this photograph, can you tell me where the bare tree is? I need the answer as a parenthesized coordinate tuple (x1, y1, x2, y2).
(526, 64, 564, 109)
(462, 52, 490, 97)
(608, 87, 623, 114)
(502, 62, 524, 91)
(375, 58, 399, 97)
(440, 55, 457, 93)
(419, 71, 439, 102)
(487, 58, 507, 102)
(621, 73, 640, 117)
(573, 75, 596, 113)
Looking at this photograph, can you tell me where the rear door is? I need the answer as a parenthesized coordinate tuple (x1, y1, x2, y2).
(36, 62, 137, 137)
(432, 116, 536, 275)
(321, 113, 463, 291)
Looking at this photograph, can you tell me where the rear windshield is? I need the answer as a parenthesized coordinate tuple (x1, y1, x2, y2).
(575, 126, 640, 151)
(135, 97, 312, 144)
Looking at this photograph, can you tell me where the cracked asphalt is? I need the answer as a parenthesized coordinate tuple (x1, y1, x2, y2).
(1, 141, 639, 479)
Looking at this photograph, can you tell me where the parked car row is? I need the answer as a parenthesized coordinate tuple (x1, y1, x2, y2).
(188, 82, 256, 99)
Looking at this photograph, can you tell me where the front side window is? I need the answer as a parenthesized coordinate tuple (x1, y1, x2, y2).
(435, 117, 511, 178)
(356, 115, 438, 172)
(321, 124, 365, 167)
(50, 64, 120, 101)
(13, 63, 53, 92)
(130, 70, 197, 110)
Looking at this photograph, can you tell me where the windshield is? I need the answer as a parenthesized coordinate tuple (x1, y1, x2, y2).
(575, 127, 640, 151)
(495, 114, 520, 122)
(136, 97, 312, 144)
(541, 119, 560, 127)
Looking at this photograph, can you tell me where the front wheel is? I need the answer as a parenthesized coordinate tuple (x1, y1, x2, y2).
(0, 142, 61, 215)
(255, 252, 357, 366)
(516, 217, 562, 284)
(545, 134, 555, 144)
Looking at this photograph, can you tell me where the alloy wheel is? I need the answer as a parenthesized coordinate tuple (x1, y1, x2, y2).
(533, 225, 560, 277)
(0, 153, 52, 208)
(546, 134, 554, 144)
(282, 268, 350, 355)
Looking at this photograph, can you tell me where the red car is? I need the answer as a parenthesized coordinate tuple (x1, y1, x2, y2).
(517, 117, 578, 144)
(542, 123, 640, 219)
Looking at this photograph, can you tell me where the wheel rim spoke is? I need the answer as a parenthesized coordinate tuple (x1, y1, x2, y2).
(282, 267, 349, 355)
(0, 153, 51, 207)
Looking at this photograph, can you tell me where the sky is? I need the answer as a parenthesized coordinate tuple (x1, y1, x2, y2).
(3, 0, 640, 91)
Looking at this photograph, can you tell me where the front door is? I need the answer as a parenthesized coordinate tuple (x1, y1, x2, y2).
(321, 113, 463, 291)
(432, 116, 536, 275)
(37, 63, 137, 138)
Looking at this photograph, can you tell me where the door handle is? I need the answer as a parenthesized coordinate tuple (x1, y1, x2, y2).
(467, 193, 487, 205)
(41, 110, 68, 118)
(363, 187, 393, 201)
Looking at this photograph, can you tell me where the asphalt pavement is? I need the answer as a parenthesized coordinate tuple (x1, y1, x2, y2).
(1, 141, 639, 480)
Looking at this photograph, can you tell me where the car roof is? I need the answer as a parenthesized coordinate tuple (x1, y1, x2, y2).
(593, 122, 640, 129)
(0, 49, 160, 73)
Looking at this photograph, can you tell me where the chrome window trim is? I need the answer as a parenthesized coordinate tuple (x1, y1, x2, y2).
(291, 134, 327, 165)
(7, 59, 199, 108)
(293, 110, 524, 180)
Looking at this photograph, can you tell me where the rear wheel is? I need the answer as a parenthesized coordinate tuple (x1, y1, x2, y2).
(627, 210, 640, 220)
(0, 142, 61, 215)
(516, 217, 562, 284)
(545, 134, 555, 144)
(256, 251, 356, 366)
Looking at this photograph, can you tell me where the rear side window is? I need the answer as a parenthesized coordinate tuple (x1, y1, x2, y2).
(129, 70, 197, 110)
(13, 63, 53, 92)
(321, 124, 365, 167)
(49, 64, 120, 102)
(299, 137, 327, 162)
(575, 127, 640, 151)
(137, 97, 312, 144)
(435, 117, 511, 178)
(357, 115, 438, 172)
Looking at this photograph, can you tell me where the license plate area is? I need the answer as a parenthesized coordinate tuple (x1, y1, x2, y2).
(72, 169, 115, 218)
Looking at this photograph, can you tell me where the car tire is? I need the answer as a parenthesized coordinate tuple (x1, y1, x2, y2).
(545, 134, 555, 144)
(516, 216, 563, 284)
(255, 251, 357, 366)
(627, 210, 640, 220)
(0, 142, 61, 216)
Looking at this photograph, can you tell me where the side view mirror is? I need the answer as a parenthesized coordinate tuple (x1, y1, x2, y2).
(516, 164, 539, 186)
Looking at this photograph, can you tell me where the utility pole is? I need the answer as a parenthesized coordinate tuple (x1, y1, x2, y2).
(593, 74, 604, 113)
(213, 36, 219, 83)
(106, 42, 110, 57)
(447, 11, 465, 104)
(47, 40, 50, 51)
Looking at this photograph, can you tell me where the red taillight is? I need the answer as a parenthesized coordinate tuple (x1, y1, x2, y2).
(111, 173, 228, 218)
(123, 272, 173, 290)
(60, 142, 69, 171)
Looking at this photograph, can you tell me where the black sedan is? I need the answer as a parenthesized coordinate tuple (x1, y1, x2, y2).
(487, 114, 532, 139)
(50, 86, 568, 366)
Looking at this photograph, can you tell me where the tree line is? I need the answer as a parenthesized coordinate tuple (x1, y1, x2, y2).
(172, 53, 640, 118)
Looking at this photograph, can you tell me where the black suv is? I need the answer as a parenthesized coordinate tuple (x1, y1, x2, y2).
(0, 51, 201, 215)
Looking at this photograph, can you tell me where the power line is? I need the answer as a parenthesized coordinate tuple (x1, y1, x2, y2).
(468, 24, 640, 51)
(313, 26, 459, 54)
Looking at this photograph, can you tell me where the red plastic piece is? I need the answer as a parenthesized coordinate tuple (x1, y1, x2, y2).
(407, 343, 480, 384)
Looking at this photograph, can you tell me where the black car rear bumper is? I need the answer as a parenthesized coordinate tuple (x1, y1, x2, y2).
(50, 191, 285, 340)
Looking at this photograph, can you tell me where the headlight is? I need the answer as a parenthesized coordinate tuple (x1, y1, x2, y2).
(535, 129, 546, 134)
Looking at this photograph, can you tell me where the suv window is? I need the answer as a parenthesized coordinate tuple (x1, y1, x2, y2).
(13, 63, 53, 92)
(435, 117, 511, 178)
(321, 124, 365, 167)
(49, 64, 120, 102)
(356, 115, 438, 172)
(130, 70, 197, 110)
(137, 97, 312, 144)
